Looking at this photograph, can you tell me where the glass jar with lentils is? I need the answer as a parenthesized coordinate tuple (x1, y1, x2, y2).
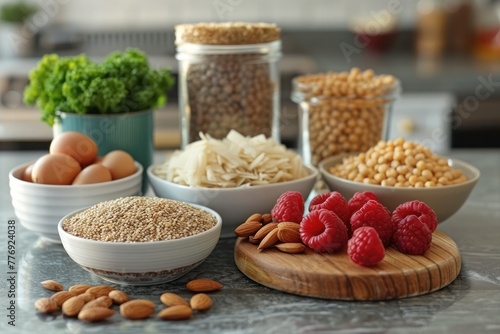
(175, 22, 282, 146)
(291, 68, 401, 166)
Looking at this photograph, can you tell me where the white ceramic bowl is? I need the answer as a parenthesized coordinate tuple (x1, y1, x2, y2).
(58, 203, 222, 285)
(147, 165, 318, 236)
(9, 161, 143, 243)
(319, 154, 480, 223)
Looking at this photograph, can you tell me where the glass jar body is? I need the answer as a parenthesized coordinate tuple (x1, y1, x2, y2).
(293, 81, 400, 166)
(176, 41, 281, 146)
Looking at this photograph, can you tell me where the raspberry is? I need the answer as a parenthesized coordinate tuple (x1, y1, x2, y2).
(392, 215, 432, 255)
(392, 200, 438, 232)
(271, 191, 304, 223)
(347, 227, 385, 266)
(347, 191, 378, 217)
(350, 200, 394, 247)
(300, 209, 348, 253)
(308, 191, 350, 224)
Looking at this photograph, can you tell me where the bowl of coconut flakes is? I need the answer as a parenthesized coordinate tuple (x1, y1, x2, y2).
(147, 130, 318, 237)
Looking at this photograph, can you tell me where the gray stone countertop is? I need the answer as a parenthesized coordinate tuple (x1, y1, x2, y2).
(1, 149, 499, 334)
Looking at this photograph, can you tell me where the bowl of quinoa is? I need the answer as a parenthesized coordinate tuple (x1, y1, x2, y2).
(58, 196, 222, 285)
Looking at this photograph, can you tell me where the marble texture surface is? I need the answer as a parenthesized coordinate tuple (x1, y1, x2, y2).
(0, 149, 499, 334)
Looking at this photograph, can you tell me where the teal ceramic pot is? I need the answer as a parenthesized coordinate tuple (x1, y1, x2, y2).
(53, 110, 154, 193)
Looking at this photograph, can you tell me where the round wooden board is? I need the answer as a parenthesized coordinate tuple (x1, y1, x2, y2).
(234, 230, 461, 300)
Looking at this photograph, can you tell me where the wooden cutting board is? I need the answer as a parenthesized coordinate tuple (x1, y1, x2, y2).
(234, 230, 461, 300)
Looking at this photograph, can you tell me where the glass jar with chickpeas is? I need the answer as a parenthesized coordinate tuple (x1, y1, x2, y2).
(175, 22, 282, 147)
(292, 68, 401, 166)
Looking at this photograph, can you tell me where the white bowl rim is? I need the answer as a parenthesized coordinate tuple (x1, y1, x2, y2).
(58, 201, 222, 246)
(318, 153, 481, 192)
(147, 164, 318, 191)
(9, 160, 143, 189)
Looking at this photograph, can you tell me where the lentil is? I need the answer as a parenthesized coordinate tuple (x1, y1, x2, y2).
(329, 139, 468, 187)
(62, 197, 217, 242)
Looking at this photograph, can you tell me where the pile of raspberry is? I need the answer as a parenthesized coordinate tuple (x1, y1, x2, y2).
(271, 191, 438, 267)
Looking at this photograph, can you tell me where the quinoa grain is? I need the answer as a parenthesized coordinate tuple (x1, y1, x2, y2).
(62, 197, 217, 242)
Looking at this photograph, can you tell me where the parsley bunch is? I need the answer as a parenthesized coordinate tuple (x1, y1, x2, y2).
(24, 48, 175, 126)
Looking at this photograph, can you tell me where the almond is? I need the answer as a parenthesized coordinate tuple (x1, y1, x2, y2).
(160, 292, 189, 307)
(62, 295, 86, 317)
(78, 307, 115, 322)
(81, 292, 96, 303)
(34, 297, 57, 314)
(190, 293, 213, 311)
(245, 213, 262, 223)
(234, 220, 262, 237)
(81, 296, 113, 311)
(258, 228, 279, 250)
(158, 305, 193, 320)
(87, 285, 114, 298)
(51, 291, 77, 307)
(261, 213, 273, 224)
(275, 242, 306, 254)
(109, 290, 129, 305)
(120, 299, 155, 320)
(253, 222, 278, 240)
(248, 236, 260, 244)
(68, 284, 92, 295)
(41, 280, 64, 292)
(277, 227, 301, 243)
(186, 279, 223, 292)
(277, 221, 300, 232)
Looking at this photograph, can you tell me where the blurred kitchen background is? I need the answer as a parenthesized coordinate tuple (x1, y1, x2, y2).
(1, 0, 500, 151)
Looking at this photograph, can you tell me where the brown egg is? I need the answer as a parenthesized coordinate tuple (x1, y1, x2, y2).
(21, 164, 34, 182)
(72, 164, 112, 185)
(31, 153, 82, 185)
(50, 131, 98, 167)
(101, 150, 136, 180)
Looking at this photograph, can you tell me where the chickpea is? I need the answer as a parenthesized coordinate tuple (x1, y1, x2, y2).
(329, 139, 468, 188)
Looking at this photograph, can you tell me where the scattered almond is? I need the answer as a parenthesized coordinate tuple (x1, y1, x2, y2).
(245, 213, 262, 223)
(254, 222, 278, 240)
(158, 305, 193, 320)
(35, 297, 58, 314)
(277, 227, 301, 243)
(160, 292, 189, 307)
(275, 242, 306, 254)
(81, 292, 96, 303)
(186, 279, 223, 292)
(78, 307, 115, 322)
(68, 284, 92, 295)
(261, 213, 273, 224)
(234, 220, 262, 237)
(51, 291, 77, 307)
(190, 293, 213, 311)
(62, 295, 86, 317)
(277, 222, 300, 232)
(120, 299, 155, 320)
(87, 285, 114, 298)
(81, 296, 113, 311)
(258, 227, 279, 250)
(41, 280, 64, 292)
(109, 290, 129, 305)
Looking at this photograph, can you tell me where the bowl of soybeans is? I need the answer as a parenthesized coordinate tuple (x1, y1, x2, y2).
(319, 138, 480, 223)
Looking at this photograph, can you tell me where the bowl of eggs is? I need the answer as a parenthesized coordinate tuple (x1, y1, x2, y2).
(9, 132, 142, 243)
(58, 196, 222, 285)
(318, 139, 480, 222)
(147, 130, 318, 236)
